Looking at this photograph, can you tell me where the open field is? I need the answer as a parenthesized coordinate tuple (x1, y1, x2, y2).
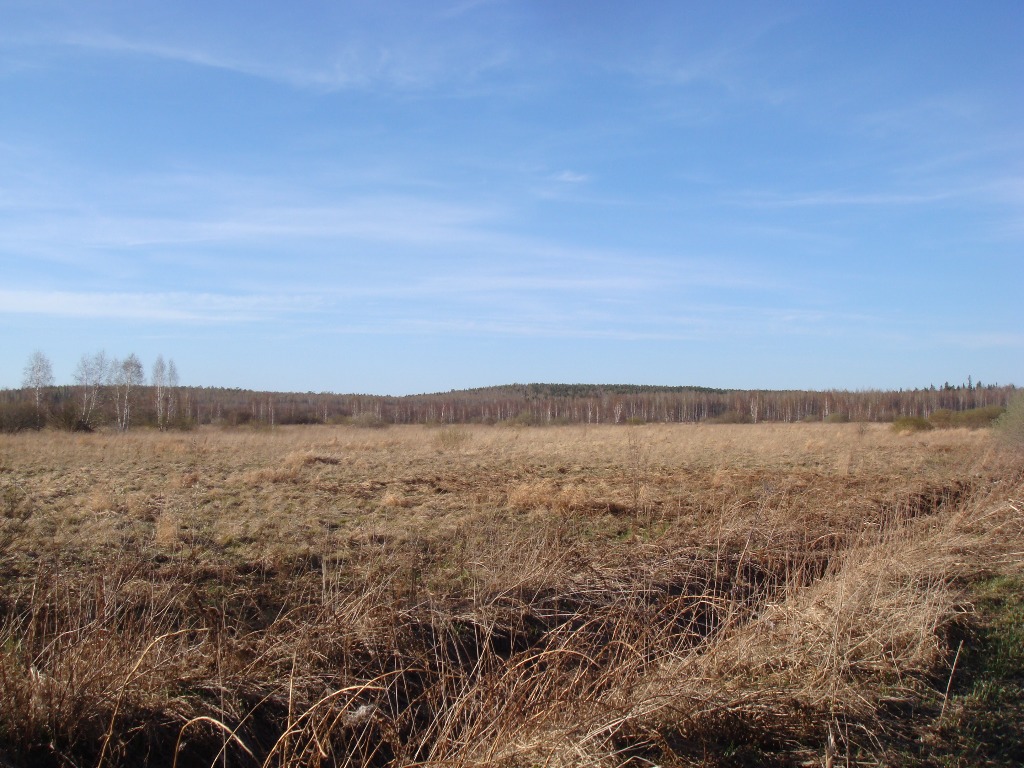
(1, 423, 1022, 766)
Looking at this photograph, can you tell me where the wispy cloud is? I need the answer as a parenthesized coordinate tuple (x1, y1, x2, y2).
(440, 0, 505, 19)
(347, 300, 878, 342)
(942, 332, 1024, 348)
(61, 33, 367, 90)
(552, 170, 589, 183)
(54, 28, 511, 93)
(0, 289, 313, 323)
(730, 189, 960, 208)
(857, 96, 982, 139)
(622, 9, 798, 102)
(0, 273, 841, 344)
(0, 162, 769, 295)
(0, 195, 504, 257)
(986, 176, 1024, 206)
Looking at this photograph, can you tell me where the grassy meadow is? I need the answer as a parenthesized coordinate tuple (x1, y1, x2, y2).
(1, 423, 1022, 766)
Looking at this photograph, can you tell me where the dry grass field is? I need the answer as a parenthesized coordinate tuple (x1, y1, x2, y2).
(1, 423, 1022, 767)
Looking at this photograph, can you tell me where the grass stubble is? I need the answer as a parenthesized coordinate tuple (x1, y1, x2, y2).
(0, 423, 1021, 767)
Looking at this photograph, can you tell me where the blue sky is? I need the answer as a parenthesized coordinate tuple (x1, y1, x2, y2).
(1, 1, 1022, 395)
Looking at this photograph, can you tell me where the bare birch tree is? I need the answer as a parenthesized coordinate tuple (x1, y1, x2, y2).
(167, 359, 179, 424)
(152, 355, 167, 429)
(22, 350, 54, 422)
(73, 350, 110, 429)
(115, 354, 145, 431)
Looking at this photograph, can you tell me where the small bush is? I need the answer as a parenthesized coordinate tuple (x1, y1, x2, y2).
(503, 412, 537, 427)
(930, 406, 1004, 430)
(708, 410, 752, 424)
(434, 426, 471, 451)
(892, 416, 933, 433)
(955, 405, 1006, 429)
(0, 403, 41, 433)
(50, 401, 93, 432)
(826, 412, 851, 423)
(350, 412, 388, 429)
(994, 393, 1024, 449)
(166, 416, 197, 431)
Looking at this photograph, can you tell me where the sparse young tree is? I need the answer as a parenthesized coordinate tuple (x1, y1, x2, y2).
(110, 356, 123, 429)
(22, 350, 54, 421)
(73, 350, 111, 428)
(167, 359, 179, 424)
(114, 354, 145, 431)
(152, 355, 167, 429)
(994, 391, 1024, 450)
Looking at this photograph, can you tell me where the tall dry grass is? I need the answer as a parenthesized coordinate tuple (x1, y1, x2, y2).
(0, 423, 1019, 766)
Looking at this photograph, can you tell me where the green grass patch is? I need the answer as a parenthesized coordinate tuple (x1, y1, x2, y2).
(930, 575, 1024, 766)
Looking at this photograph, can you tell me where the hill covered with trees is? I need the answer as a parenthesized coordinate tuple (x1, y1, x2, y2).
(1, 350, 1015, 432)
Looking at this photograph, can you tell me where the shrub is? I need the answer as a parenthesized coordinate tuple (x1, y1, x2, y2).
(0, 402, 41, 433)
(350, 412, 388, 429)
(503, 412, 537, 427)
(50, 401, 93, 432)
(708, 410, 752, 424)
(892, 416, 933, 433)
(166, 415, 197, 431)
(954, 405, 1005, 429)
(434, 426, 471, 451)
(994, 393, 1024, 449)
(929, 406, 1005, 430)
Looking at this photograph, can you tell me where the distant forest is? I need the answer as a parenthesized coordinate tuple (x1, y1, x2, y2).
(1, 350, 1016, 431)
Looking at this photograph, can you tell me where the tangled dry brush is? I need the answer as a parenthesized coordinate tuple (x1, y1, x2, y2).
(1, 423, 1021, 766)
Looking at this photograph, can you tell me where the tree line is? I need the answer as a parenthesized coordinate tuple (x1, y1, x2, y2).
(8, 350, 185, 432)
(1, 350, 1016, 433)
